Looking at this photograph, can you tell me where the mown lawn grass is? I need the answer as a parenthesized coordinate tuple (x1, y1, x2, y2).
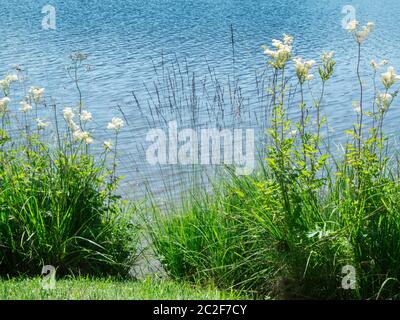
(0, 277, 245, 300)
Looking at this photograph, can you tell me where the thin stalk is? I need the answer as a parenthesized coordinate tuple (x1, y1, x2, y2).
(356, 43, 363, 155)
(316, 81, 326, 144)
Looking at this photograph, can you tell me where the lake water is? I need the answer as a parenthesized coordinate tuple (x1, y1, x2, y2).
(2, 0, 400, 200)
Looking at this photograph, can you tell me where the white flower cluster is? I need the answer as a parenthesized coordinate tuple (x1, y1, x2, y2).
(319, 51, 336, 82)
(374, 66, 400, 112)
(0, 74, 18, 96)
(103, 139, 113, 151)
(322, 51, 334, 65)
(381, 66, 400, 89)
(63, 107, 93, 144)
(29, 87, 45, 103)
(73, 130, 93, 144)
(102, 117, 124, 151)
(0, 75, 125, 151)
(293, 57, 316, 84)
(370, 59, 388, 71)
(63, 107, 79, 131)
(0, 97, 11, 113)
(347, 20, 374, 44)
(376, 93, 392, 112)
(80, 110, 92, 122)
(262, 34, 293, 69)
(62, 108, 124, 148)
(19, 100, 33, 113)
(107, 117, 124, 131)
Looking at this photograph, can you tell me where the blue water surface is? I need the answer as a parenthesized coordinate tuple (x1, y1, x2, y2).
(1, 0, 400, 198)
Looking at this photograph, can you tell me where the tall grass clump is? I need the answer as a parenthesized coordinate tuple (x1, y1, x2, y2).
(0, 53, 137, 277)
(150, 21, 400, 299)
(148, 181, 276, 295)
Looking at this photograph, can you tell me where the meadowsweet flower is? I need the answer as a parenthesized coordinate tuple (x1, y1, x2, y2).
(322, 51, 334, 64)
(73, 130, 93, 144)
(356, 24, 374, 43)
(64, 107, 81, 131)
(262, 34, 293, 69)
(103, 140, 113, 151)
(347, 20, 374, 44)
(371, 60, 379, 70)
(63, 107, 75, 122)
(0, 80, 7, 90)
(376, 92, 393, 111)
(319, 51, 336, 81)
(29, 87, 45, 103)
(370, 59, 389, 71)
(62, 107, 80, 131)
(381, 66, 400, 89)
(80, 110, 92, 122)
(0, 74, 18, 95)
(0, 97, 10, 113)
(72, 130, 83, 141)
(107, 117, 124, 131)
(19, 100, 33, 113)
(36, 118, 50, 130)
(82, 132, 93, 145)
(5, 74, 18, 83)
(283, 34, 293, 46)
(293, 57, 315, 84)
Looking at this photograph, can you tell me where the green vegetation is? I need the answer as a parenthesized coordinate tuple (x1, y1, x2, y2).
(0, 53, 136, 277)
(150, 24, 400, 299)
(2, 21, 400, 300)
(0, 277, 243, 300)
(148, 182, 275, 297)
(0, 147, 136, 277)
